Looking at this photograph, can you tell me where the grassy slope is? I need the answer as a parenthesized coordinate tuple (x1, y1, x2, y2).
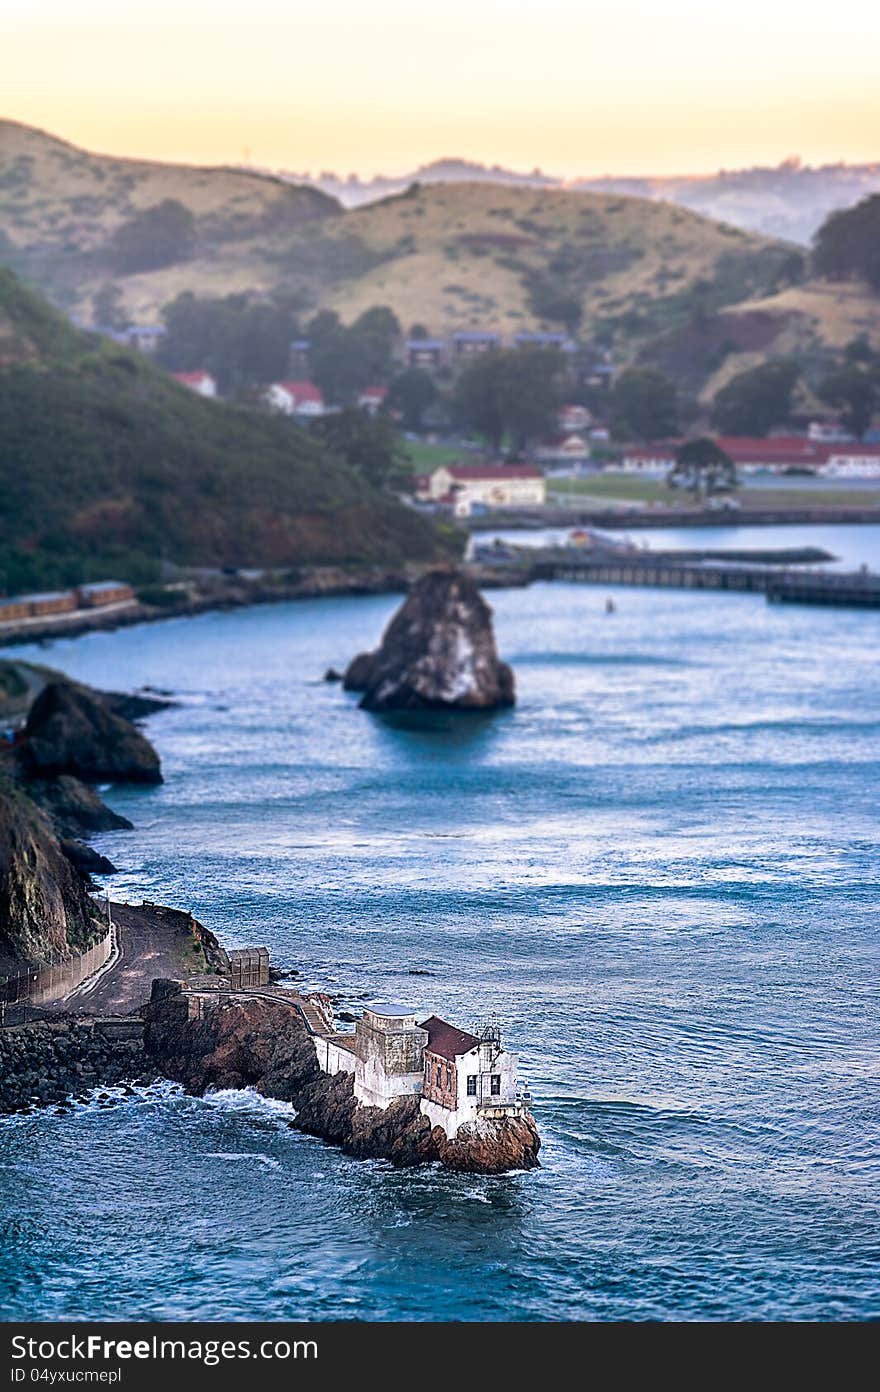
(0, 269, 449, 591)
(1, 122, 801, 366)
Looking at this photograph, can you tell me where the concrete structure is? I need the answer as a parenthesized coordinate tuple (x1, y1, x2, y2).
(419, 463, 546, 514)
(265, 380, 325, 417)
(452, 331, 500, 358)
(172, 370, 217, 398)
(122, 325, 166, 354)
(307, 1001, 528, 1140)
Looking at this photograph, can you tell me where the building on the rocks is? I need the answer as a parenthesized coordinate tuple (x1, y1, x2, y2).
(309, 1001, 528, 1138)
(228, 947, 270, 989)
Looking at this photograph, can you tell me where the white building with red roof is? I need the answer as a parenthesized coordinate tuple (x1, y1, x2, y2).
(309, 1003, 528, 1140)
(172, 370, 217, 398)
(420, 462, 546, 515)
(264, 379, 325, 417)
(357, 385, 388, 416)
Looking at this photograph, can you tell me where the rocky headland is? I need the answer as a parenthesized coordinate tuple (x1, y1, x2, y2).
(343, 569, 516, 713)
(144, 982, 540, 1173)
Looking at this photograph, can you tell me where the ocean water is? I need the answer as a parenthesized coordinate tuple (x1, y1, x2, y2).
(2, 570, 879, 1321)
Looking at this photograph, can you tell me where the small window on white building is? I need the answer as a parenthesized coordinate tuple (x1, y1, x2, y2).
(466, 1076, 477, 1096)
(490, 1074, 501, 1095)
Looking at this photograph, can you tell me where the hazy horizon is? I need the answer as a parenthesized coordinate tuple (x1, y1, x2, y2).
(6, 0, 880, 180)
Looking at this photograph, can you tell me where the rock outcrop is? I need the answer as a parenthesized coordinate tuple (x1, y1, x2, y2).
(0, 779, 101, 965)
(343, 569, 515, 713)
(21, 680, 162, 785)
(144, 982, 539, 1173)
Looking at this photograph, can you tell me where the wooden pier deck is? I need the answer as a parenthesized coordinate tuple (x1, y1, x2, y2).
(530, 554, 880, 607)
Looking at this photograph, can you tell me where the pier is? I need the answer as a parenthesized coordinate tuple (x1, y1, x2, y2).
(529, 553, 880, 607)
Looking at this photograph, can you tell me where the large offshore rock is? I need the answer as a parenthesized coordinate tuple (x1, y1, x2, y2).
(27, 773, 133, 838)
(21, 680, 162, 785)
(343, 569, 515, 713)
(0, 780, 101, 965)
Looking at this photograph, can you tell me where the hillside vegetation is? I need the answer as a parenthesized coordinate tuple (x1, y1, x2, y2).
(0, 269, 449, 592)
(1, 121, 801, 365)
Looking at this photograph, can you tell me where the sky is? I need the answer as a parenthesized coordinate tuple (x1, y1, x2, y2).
(4, 0, 880, 178)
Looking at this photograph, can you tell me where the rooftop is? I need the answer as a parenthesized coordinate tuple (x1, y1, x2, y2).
(420, 1015, 481, 1060)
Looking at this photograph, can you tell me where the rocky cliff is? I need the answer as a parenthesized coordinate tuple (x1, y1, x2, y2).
(343, 569, 515, 713)
(0, 778, 101, 966)
(144, 983, 539, 1174)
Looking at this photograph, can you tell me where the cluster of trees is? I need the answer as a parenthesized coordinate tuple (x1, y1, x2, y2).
(157, 292, 300, 395)
(109, 200, 196, 274)
(451, 347, 564, 451)
(306, 306, 400, 403)
(813, 195, 880, 292)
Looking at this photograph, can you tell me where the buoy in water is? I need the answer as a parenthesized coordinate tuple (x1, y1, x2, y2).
(605, 597, 616, 614)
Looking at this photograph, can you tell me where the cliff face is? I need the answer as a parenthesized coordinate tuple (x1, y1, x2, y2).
(144, 984, 540, 1174)
(21, 681, 162, 784)
(343, 569, 515, 713)
(0, 780, 100, 966)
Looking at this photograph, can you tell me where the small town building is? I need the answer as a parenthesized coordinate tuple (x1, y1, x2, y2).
(357, 385, 388, 416)
(619, 449, 676, 475)
(419, 462, 546, 514)
(406, 338, 446, 368)
(172, 370, 217, 398)
(452, 331, 501, 358)
(265, 380, 325, 417)
(122, 324, 166, 354)
(18, 590, 79, 618)
(534, 433, 590, 464)
(558, 404, 592, 432)
(514, 331, 570, 351)
(288, 339, 311, 374)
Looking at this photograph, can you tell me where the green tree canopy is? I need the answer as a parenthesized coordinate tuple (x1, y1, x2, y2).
(610, 367, 678, 441)
(813, 195, 880, 292)
(110, 200, 196, 274)
(711, 359, 800, 436)
(387, 368, 437, 430)
(818, 362, 879, 440)
(157, 292, 298, 394)
(306, 306, 400, 404)
(310, 409, 410, 491)
(453, 347, 562, 452)
(669, 437, 737, 496)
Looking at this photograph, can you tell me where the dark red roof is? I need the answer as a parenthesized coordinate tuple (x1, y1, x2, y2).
(420, 1016, 481, 1060)
(173, 370, 213, 385)
(446, 463, 543, 481)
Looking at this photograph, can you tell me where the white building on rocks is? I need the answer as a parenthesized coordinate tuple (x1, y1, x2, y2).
(309, 1002, 528, 1139)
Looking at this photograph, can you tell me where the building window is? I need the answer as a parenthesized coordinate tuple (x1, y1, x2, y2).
(435, 1066, 442, 1087)
(490, 1074, 501, 1095)
(466, 1076, 477, 1096)
(445, 1066, 452, 1090)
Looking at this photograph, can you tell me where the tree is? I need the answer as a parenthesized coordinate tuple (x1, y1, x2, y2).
(92, 282, 127, 330)
(387, 368, 437, 430)
(453, 347, 562, 452)
(610, 367, 678, 441)
(157, 291, 298, 394)
(818, 362, 879, 440)
(669, 437, 737, 497)
(306, 306, 400, 405)
(813, 194, 880, 292)
(310, 409, 410, 490)
(711, 359, 800, 436)
(110, 200, 196, 274)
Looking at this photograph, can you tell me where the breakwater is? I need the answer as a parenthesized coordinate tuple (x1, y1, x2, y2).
(0, 1017, 152, 1113)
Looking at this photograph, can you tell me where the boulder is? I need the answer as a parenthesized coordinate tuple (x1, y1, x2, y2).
(343, 569, 515, 713)
(27, 774, 133, 838)
(21, 680, 162, 785)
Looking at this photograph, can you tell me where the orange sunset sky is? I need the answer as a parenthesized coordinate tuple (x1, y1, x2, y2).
(5, 0, 880, 177)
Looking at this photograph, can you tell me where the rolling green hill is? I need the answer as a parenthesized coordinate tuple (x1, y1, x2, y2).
(1, 121, 803, 365)
(0, 269, 450, 593)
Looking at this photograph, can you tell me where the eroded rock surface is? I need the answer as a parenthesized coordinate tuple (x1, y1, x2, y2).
(21, 681, 162, 785)
(343, 569, 515, 713)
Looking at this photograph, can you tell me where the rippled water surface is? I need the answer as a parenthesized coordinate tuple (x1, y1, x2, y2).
(2, 572, 879, 1320)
